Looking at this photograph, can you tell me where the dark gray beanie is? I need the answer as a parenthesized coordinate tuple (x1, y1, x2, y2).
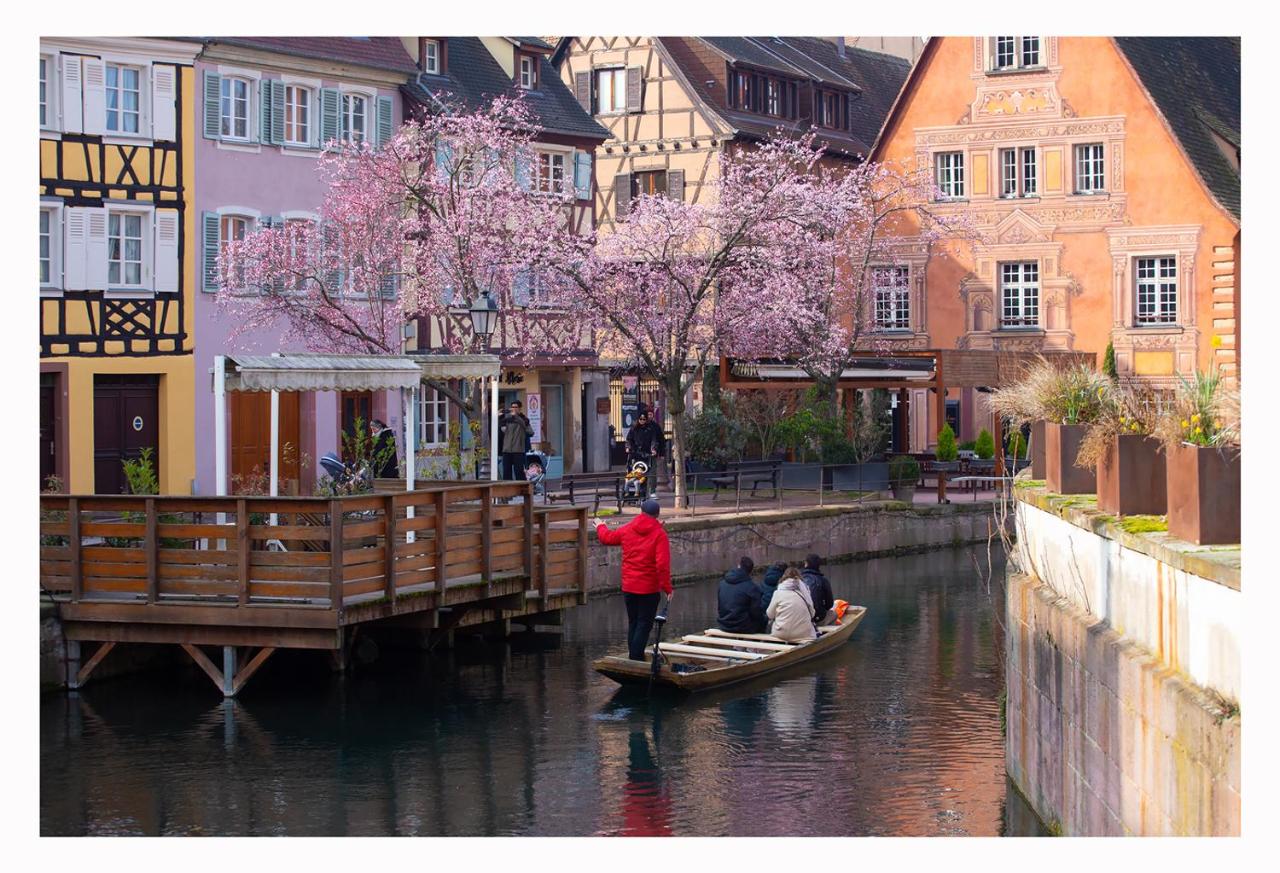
(641, 498, 660, 517)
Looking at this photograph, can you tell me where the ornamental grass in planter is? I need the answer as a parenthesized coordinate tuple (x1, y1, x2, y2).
(1078, 382, 1166, 516)
(1156, 370, 1241, 545)
(990, 357, 1106, 484)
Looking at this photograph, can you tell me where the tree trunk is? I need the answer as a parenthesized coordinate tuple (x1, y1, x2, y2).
(666, 377, 689, 510)
(814, 376, 839, 421)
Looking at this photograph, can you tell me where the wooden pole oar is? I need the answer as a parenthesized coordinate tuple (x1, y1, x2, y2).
(647, 596, 669, 697)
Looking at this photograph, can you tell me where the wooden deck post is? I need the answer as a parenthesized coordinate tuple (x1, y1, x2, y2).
(481, 485, 493, 598)
(145, 497, 158, 603)
(522, 485, 534, 584)
(383, 493, 397, 602)
(236, 498, 249, 605)
(538, 511, 550, 608)
(434, 490, 448, 598)
(329, 499, 344, 611)
(222, 646, 236, 697)
(68, 497, 81, 603)
(577, 508, 588, 605)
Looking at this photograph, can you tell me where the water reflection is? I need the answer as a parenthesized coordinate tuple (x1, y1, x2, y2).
(41, 548, 1045, 836)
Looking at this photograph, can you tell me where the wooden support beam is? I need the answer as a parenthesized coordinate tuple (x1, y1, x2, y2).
(383, 494, 397, 602)
(236, 498, 249, 605)
(182, 643, 226, 693)
(522, 487, 534, 582)
(69, 497, 81, 602)
(537, 512, 550, 609)
(145, 498, 158, 603)
(329, 499, 344, 612)
(577, 508, 588, 605)
(72, 641, 116, 688)
(993, 407, 1006, 478)
(480, 489, 492, 599)
(434, 490, 448, 595)
(230, 647, 276, 696)
(222, 645, 236, 696)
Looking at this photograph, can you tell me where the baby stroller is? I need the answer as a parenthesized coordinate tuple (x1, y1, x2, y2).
(621, 459, 649, 505)
(319, 452, 371, 495)
(524, 449, 549, 500)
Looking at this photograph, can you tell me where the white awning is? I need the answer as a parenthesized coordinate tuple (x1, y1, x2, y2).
(222, 354, 424, 393)
(410, 353, 502, 381)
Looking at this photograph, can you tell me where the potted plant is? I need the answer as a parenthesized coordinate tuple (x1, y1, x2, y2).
(1005, 430, 1029, 474)
(974, 429, 995, 460)
(934, 423, 960, 471)
(1156, 370, 1240, 545)
(889, 455, 920, 503)
(1078, 382, 1166, 516)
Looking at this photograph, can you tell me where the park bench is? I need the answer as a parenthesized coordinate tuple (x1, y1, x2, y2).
(543, 471, 625, 513)
(708, 461, 782, 501)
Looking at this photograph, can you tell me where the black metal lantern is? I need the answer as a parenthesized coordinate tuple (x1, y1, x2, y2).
(468, 290, 499, 350)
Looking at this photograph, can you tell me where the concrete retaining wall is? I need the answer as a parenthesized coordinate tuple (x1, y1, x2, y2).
(1006, 487, 1240, 836)
(587, 500, 998, 594)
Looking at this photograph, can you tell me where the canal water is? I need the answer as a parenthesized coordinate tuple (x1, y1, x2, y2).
(40, 547, 1046, 836)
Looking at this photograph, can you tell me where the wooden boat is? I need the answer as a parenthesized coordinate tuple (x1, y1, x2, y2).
(593, 606, 867, 692)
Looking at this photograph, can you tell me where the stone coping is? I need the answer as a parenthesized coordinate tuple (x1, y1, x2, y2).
(1014, 482, 1240, 591)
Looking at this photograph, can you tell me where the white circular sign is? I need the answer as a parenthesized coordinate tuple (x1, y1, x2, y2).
(132, 416, 144, 432)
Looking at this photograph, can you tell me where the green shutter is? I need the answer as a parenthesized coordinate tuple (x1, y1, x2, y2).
(270, 81, 285, 146)
(376, 95, 394, 147)
(203, 71, 221, 139)
(321, 88, 341, 146)
(202, 212, 221, 291)
(259, 80, 270, 145)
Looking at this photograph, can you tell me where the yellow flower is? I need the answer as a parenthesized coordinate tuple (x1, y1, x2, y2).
(1212, 334, 1223, 348)
(1193, 426, 1203, 435)
(1131, 423, 1141, 432)
(1191, 413, 1201, 424)
(1180, 419, 1189, 428)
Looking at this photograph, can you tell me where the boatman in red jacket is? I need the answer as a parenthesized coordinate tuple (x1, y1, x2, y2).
(594, 498, 673, 660)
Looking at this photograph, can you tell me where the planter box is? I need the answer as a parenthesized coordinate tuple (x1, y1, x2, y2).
(1166, 442, 1241, 545)
(1096, 434, 1166, 516)
(1044, 422, 1095, 495)
(891, 483, 916, 502)
(1030, 421, 1046, 480)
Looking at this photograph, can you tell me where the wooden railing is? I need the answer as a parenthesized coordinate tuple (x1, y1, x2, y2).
(39, 482, 590, 615)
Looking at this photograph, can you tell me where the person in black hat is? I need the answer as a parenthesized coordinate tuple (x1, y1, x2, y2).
(800, 553, 835, 627)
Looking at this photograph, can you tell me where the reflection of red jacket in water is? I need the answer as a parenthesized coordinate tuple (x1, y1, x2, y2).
(595, 514, 672, 595)
(618, 730, 673, 836)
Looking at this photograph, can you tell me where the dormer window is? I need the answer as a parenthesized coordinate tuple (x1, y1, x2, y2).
(422, 39, 441, 75)
(816, 89, 846, 130)
(518, 54, 537, 90)
(728, 70, 797, 120)
(992, 36, 1043, 71)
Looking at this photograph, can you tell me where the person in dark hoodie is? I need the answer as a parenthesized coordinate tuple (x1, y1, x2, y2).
(800, 553, 835, 627)
(595, 499, 672, 660)
(759, 561, 787, 614)
(717, 556, 766, 634)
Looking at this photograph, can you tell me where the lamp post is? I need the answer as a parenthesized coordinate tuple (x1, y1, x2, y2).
(468, 290, 499, 351)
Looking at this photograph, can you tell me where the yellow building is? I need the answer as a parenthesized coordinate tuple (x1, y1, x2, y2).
(40, 38, 200, 494)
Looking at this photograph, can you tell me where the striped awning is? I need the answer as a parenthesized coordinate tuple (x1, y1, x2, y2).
(222, 354, 423, 393)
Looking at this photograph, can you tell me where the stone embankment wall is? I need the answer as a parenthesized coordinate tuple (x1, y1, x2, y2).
(1006, 485, 1240, 836)
(587, 500, 998, 593)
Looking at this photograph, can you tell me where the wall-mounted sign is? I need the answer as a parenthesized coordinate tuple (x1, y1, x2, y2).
(596, 397, 611, 415)
(132, 416, 144, 432)
(526, 392, 543, 442)
(621, 376, 639, 430)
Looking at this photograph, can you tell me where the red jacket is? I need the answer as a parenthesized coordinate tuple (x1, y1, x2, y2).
(596, 514, 672, 595)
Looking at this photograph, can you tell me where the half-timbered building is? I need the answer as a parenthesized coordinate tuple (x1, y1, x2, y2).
(40, 38, 200, 494)
(871, 37, 1240, 449)
(401, 37, 611, 478)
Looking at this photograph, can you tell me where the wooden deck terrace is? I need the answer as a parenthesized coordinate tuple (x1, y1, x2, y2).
(39, 481, 590, 696)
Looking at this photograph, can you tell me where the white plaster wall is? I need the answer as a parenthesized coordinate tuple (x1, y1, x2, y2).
(1014, 501, 1240, 702)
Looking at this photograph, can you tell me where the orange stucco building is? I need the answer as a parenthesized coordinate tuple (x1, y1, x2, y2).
(871, 37, 1239, 448)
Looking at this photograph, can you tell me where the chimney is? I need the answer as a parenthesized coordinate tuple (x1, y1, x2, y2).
(834, 36, 846, 58)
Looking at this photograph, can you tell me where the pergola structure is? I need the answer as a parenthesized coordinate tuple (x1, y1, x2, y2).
(212, 352, 504, 503)
(720, 349, 1094, 500)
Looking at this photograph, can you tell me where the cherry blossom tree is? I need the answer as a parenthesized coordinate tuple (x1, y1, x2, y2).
(217, 95, 588, 412)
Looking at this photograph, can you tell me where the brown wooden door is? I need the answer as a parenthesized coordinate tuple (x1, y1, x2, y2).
(340, 391, 373, 450)
(93, 375, 159, 494)
(40, 373, 56, 487)
(230, 391, 301, 487)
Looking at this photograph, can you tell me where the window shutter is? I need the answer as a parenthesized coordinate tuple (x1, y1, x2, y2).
(269, 81, 286, 146)
(625, 66, 643, 113)
(574, 71, 591, 111)
(151, 64, 177, 142)
(153, 209, 179, 292)
(81, 57, 106, 136)
(376, 95, 394, 147)
(202, 212, 221, 292)
(573, 150, 592, 200)
(321, 87, 341, 147)
(203, 70, 222, 140)
(61, 55, 83, 134)
(85, 207, 108, 289)
(666, 169, 685, 202)
(613, 173, 631, 221)
(259, 80, 271, 145)
(64, 208, 88, 290)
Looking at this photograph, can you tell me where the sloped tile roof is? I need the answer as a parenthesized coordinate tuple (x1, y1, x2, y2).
(208, 37, 418, 74)
(403, 37, 608, 140)
(1115, 37, 1240, 220)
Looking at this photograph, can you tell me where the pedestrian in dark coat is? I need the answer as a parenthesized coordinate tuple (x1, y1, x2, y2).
(800, 553, 835, 627)
(370, 419, 399, 479)
(759, 561, 787, 613)
(499, 400, 533, 481)
(717, 556, 766, 634)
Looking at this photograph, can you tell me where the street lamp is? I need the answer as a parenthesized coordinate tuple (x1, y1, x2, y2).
(468, 290, 499, 351)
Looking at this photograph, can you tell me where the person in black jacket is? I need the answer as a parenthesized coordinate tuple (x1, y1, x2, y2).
(800, 554, 835, 627)
(717, 556, 766, 634)
(759, 561, 787, 614)
(370, 419, 399, 479)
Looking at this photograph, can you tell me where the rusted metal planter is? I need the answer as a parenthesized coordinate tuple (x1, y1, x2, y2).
(1166, 442, 1241, 545)
(1030, 421, 1046, 479)
(1096, 434, 1166, 516)
(1044, 422, 1095, 495)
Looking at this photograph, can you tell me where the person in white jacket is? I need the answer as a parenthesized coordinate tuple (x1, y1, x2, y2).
(766, 567, 817, 642)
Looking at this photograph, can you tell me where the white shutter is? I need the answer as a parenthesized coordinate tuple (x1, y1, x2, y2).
(85, 207, 108, 289)
(64, 208, 87, 290)
(154, 210, 179, 292)
(60, 55, 82, 134)
(151, 64, 176, 142)
(82, 57, 106, 136)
